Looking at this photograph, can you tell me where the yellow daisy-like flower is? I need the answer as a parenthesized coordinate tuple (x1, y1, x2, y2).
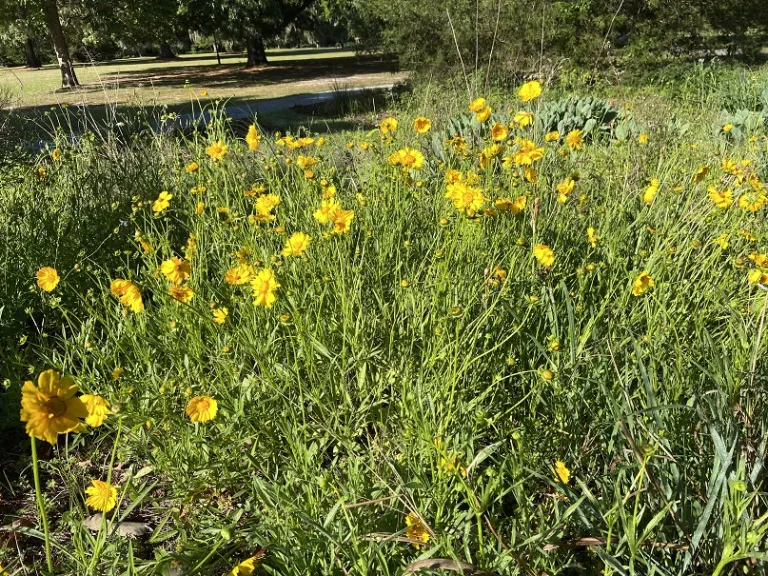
(405, 512, 430, 549)
(251, 268, 280, 308)
(195, 201, 205, 215)
(495, 195, 526, 215)
(20, 370, 87, 444)
(553, 461, 571, 484)
(556, 177, 575, 203)
(509, 139, 544, 166)
(491, 122, 509, 141)
(245, 125, 261, 151)
(587, 227, 598, 248)
(168, 285, 194, 304)
(445, 181, 486, 216)
(159, 257, 191, 285)
(206, 140, 229, 161)
(36, 267, 60, 292)
(224, 264, 255, 286)
(379, 117, 398, 134)
(388, 147, 425, 170)
(212, 307, 229, 324)
(513, 111, 534, 128)
(329, 206, 354, 235)
(228, 551, 266, 576)
(708, 187, 733, 209)
(186, 396, 218, 422)
(85, 480, 118, 512)
(110, 279, 144, 313)
(185, 161, 199, 173)
(468, 97, 487, 113)
(692, 165, 709, 184)
(748, 269, 768, 285)
(632, 271, 655, 296)
(152, 191, 173, 214)
(738, 191, 767, 212)
(282, 232, 311, 257)
(52, 147, 62, 161)
(544, 131, 560, 142)
(565, 129, 583, 151)
(413, 116, 432, 134)
(80, 394, 111, 427)
(637, 133, 649, 144)
(643, 178, 659, 205)
(475, 106, 492, 123)
(533, 244, 555, 267)
(518, 80, 542, 102)
(296, 155, 318, 169)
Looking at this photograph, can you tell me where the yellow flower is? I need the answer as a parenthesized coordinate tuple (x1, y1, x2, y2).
(20, 370, 87, 444)
(206, 140, 229, 161)
(388, 147, 425, 170)
(545, 131, 560, 142)
(186, 396, 218, 422)
(445, 181, 486, 216)
(495, 195, 526, 215)
(714, 233, 729, 250)
(245, 125, 261, 151)
(748, 269, 768, 285)
(708, 187, 733, 209)
(533, 244, 555, 267)
(479, 143, 504, 169)
(553, 461, 571, 484)
(36, 267, 60, 292)
(152, 191, 173, 214)
(509, 138, 544, 166)
(723, 123, 734, 133)
(721, 158, 741, 176)
(632, 271, 655, 296)
(565, 129, 583, 151)
(693, 166, 709, 184)
(251, 268, 279, 308)
(282, 232, 311, 256)
(643, 178, 659, 205)
(468, 97, 487, 113)
(185, 161, 199, 173)
(738, 191, 767, 212)
(85, 480, 118, 512)
(513, 111, 534, 128)
(540, 368, 554, 380)
(379, 117, 398, 134)
(749, 252, 768, 269)
(637, 133, 648, 144)
(110, 279, 144, 313)
(518, 80, 542, 102)
(160, 257, 191, 285)
(413, 116, 432, 134)
(296, 155, 318, 169)
(444, 169, 462, 184)
(224, 264, 255, 285)
(112, 367, 124, 381)
(329, 207, 354, 235)
(52, 147, 62, 161)
(475, 106, 492, 123)
(314, 199, 339, 224)
(195, 201, 205, 215)
(212, 307, 229, 324)
(405, 513, 430, 549)
(80, 394, 111, 427)
(524, 167, 537, 183)
(491, 122, 509, 141)
(200, 89, 208, 97)
(228, 552, 266, 576)
(169, 285, 194, 304)
(252, 193, 281, 222)
(556, 178, 575, 203)
(587, 227, 598, 248)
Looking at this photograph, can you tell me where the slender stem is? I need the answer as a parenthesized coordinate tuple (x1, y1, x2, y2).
(31, 437, 54, 574)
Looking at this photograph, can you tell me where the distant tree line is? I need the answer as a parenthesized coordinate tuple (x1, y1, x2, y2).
(1, 0, 767, 88)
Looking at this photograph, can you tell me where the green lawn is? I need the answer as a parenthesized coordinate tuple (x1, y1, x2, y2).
(1, 48, 405, 110)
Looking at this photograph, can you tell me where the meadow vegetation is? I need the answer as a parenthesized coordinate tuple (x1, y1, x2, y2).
(1, 62, 768, 575)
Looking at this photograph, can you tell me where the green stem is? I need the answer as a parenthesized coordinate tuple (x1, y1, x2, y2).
(31, 437, 54, 574)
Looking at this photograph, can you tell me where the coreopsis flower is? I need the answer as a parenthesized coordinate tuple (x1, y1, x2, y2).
(587, 227, 598, 248)
(405, 513, 430, 549)
(518, 80, 542, 102)
(251, 268, 279, 308)
(445, 182, 486, 216)
(314, 199, 339, 224)
(508, 138, 544, 166)
(80, 394, 111, 427)
(413, 117, 431, 134)
(643, 178, 659, 205)
(36, 267, 60, 292)
(186, 396, 218, 422)
(533, 244, 555, 267)
(329, 207, 354, 235)
(553, 461, 571, 484)
(444, 169, 462, 184)
(388, 147, 425, 170)
(513, 111, 533, 128)
(632, 271, 655, 296)
(693, 166, 709, 184)
(20, 370, 87, 444)
(708, 187, 733, 209)
(524, 167, 537, 183)
(185, 161, 199, 173)
(475, 106, 492, 123)
(160, 257, 191, 285)
(244, 184, 266, 197)
(714, 233, 729, 250)
(637, 133, 649, 144)
(251, 194, 281, 223)
(245, 125, 261, 151)
(379, 117, 398, 134)
(52, 148, 62, 161)
(110, 279, 144, 313)
(228, 551, 266, 576)
(723, 123, 734, 133)
(748, 269, 768, 285)
(282, 232, 311, 257)
(169, 285, 194, 303)
(739, 191, 767, 212)
(468, 97, 486, 113)
(206, 140, 229, 161)
(152, 191, 173, 214)
(545, 131, 560, 142)
(479, 144, 504, 169)
(491, 122, 509, 141)
(195, 201, 205, 215)
(296, 155, 318, 170)
(749, 252, 768, 268)
(565, 129, 583, 151)
(494, 195, 526, 215)
(721, 158, 741, 176)
(556, 178, 575, 203)
(212, 307, 228, 324)
(85, 480, 118, 512)
(224, 264, 255, 285)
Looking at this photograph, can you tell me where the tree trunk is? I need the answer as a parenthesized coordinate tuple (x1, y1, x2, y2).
(24, 38, 42, 68)
(42, 0, 79, 88)
(180, 32, 192, 53)
(245, 35, 267, 67)
(157, 42, 175, 59)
